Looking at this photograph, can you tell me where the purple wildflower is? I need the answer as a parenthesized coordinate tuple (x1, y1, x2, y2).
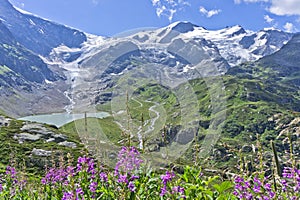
(160, 185, 167, 196)
(90, 182, 98, 193)
(99, 172, 108, 182)
(87, 158, 96, 176)
(114, 146, 143, 174)
(128, 181, 136, 192)
(253, 185, 261, 193)
(172, 186, 185, 194)
(130, 175, 139, 180)
(234, 176, 244, 183)
(62, 192, 74, 200)
(160, 171, 175, 185)
(118, 174, 128, 183)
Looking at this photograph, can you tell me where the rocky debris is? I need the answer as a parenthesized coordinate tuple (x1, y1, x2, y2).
(58, 141, 77, 148)
(31, 148, 52, 157)
(52, 134, 68, 143)
(0, 116, 11, 127)
(13, 133, 42, 143)
(20, 123, 54, 135)
(17, 123, 69, 142)
(12, 122, 78, 153)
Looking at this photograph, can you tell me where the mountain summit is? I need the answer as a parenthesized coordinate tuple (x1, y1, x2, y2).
(170, 21, 199, 33)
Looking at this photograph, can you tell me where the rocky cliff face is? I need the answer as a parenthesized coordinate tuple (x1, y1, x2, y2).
(0, 0, 87, 56)
(0, 21, 56, 84)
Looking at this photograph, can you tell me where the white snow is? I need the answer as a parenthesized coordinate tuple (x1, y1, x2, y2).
(45, 79, 54, 84)
(29, 19, 35, 26)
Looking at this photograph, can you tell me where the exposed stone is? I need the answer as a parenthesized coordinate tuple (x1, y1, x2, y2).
(19, 122, 68, 143)
(175, 128, 196, 145)
(20, 123, 53, 136)
(14, 133, 42, 143)
(46, 138, 55, 142)
(32, 148, 52, 157)
(58, 141, 77, 148)
(52, 134, 68, 142)
(0, 116, 11, 127)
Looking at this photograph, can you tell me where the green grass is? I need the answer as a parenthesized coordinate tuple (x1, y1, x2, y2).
(60, 117, 123, 145)
(0, 119, 86, 175)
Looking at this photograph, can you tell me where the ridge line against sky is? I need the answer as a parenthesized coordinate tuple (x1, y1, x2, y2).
(9, 0, 300, 36)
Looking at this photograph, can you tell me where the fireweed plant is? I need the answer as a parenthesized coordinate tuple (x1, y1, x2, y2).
(0, 144, 299, 199)
(233, 167, 300, 200)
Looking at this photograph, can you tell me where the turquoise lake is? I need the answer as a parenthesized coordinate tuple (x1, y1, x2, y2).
(18, 112, 110, 127)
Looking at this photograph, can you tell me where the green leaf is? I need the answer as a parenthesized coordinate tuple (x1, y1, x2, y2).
(213, 181, 234, 194)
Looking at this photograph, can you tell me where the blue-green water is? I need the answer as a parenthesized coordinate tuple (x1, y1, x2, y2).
(18, 112, 110, 127)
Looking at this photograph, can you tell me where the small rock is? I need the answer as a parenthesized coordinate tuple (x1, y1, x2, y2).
(52, 134, 68, 142)
(46, 138, 55, 142)
(58, 141, 77, 148)
(0, 116, 11, 127)
(32, 148, 52, 157)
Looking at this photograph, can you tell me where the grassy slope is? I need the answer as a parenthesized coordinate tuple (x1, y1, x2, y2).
(87, 62, 300, 171)
(0, 119, 86, 175)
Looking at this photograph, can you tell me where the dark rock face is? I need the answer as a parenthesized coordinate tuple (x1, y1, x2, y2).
(239, 29, 293, 56)
(0, 0, 87, 56)
(231, 26, 246, 36)
(171, 22, 198, 33)
(0, 21, 56, 84)
(258, 33, 300, 81)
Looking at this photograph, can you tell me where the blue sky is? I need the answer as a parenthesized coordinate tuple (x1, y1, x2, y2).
(9, 0, 300, 36)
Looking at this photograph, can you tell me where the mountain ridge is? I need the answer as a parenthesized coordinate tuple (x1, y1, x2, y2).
(0, 0, 87, 56)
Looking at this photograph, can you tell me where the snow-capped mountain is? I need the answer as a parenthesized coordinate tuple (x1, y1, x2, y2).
(46, 21, 292, 113)
(121, 21, 293, 66)
(0, 0, 295, 116)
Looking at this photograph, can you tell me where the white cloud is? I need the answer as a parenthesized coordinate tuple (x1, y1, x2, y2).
(284, 22, 297, 32)
(264, 15, 274, 23)
(151, 0, 190, 21)
(199, 6, 221, 18)
(233, 0, 300, 16)
(169, 9, 177, 21)
(269, 0, 300, 16)
(156, 5, 167, 17)
(152, 0, 160, 6)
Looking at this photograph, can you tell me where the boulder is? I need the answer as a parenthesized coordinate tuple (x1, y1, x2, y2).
(32, 148, 52, 157)
(14, 133, 42, 143)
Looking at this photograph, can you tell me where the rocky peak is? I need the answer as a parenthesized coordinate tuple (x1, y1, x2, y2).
(171, 21, 199, 33)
